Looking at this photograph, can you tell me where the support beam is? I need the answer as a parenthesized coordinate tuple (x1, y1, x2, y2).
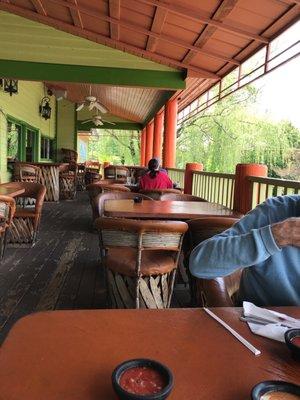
(77, 121, 142, 131)
(139, 0, 269, 43)
(109, 0, 120, 40)
(0, 59, 186, 89)
(0, 2, 218, 79)
(153, 111, 164, 160)
(146, 7, 168, 52)
(163, 99, 177, 168)
(67, 0, 83, 28)
(145, 122, 154, 165)
(140, 128, 146, 166)
(30, 0, 47, 15)
(183, 0, 239, 64)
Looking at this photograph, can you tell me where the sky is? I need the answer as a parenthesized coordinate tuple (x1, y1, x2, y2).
(252, 22, 300, 129)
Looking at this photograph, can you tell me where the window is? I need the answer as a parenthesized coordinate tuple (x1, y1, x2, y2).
(40, 137, 55, 160)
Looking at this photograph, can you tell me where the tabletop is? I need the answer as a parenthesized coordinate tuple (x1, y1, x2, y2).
(104, 199, 242, 219)
(0, 182, 25, 197)
(0, 307, 298, 399)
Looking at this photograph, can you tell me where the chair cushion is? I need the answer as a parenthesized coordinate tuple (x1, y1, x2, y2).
(106, 248, 176, 276)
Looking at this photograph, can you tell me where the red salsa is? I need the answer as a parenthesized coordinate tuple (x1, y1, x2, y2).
(119, 366, 166, 395)
(291, 336, 300, 348)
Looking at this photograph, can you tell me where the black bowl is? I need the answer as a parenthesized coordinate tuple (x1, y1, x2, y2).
(112, 358, 173, 400)
(133, 196, 143, 203)
(251, 380, 300, 399)
(285, 329, 300, 359)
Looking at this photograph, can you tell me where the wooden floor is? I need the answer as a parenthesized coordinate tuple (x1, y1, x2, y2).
(0, 192, 190, 343)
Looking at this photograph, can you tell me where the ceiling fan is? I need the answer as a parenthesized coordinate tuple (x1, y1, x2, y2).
(76, 85, 108, 113)
(81, 113, 116, 127)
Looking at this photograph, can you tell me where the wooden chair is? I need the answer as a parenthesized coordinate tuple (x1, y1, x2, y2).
(61, 148, 78, 163)
(104, 165, 129, 182)
(76, 163, 86, 191)
(0, 195, 16, 259)
(13, 163, 40, 183)
(139, 188, 182, 200)
(84, 161, 102, 185)
(186, 216, 242, 307)
(59, 163, 77, 200)
(8, 183, 46, 246)
(95, 218, 188, 309)
(160, 193, 207, 202)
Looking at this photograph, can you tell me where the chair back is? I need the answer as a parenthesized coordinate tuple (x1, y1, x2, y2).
(61, 148, 78, 163)
(104, 166, 129, 180)
(15, 182, 46, 215)
(139, 188, 181, 200)
(187, 216, 242, 307)
(85, 160, 101, 172)
(14, 163, 40, 183)
(160, 193, 207, 202)
(96, 192, 153, 219)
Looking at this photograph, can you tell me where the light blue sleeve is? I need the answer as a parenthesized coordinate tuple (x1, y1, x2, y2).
(189, 199, 282, 279)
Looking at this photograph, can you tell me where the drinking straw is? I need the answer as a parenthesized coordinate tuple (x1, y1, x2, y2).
(203, 308, 261, 356)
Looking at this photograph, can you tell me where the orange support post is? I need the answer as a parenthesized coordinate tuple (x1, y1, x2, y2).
(163, 99, 178, 168)
(140, 128, 146, 166)
(145, 122, 154, 165)
(153, 111, 164, 160)
(184, 162, 203, 194)
(233, 163, 268, 214)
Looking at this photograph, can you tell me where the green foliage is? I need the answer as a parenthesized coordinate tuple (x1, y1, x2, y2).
(177, 85, 300, 179)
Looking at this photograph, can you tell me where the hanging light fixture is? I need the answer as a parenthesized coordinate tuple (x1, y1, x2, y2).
(39, 96, 52, 120)
(1, 79, 18, 96)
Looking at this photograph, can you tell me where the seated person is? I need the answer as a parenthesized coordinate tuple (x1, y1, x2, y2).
(189, 195, 300, 306)
(140, 158, 173, 190)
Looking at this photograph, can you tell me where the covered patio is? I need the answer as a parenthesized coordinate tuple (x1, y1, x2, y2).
(0, 1, 299, 399)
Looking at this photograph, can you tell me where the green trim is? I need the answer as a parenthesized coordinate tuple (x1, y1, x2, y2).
(74, 106, 77, 152)
(77, 121, 143, 131)
(143, 91, 174, 126)
(0, 60, 186, 89)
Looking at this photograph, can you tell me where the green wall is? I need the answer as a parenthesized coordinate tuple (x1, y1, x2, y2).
(56, 99, 76, 161)
(0, 80, 56, 182)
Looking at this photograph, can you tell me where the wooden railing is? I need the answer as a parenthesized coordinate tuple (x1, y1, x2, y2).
(167, 168, 185, 188)
(192, 171, 235, 208)
(248, 176, 300, 208)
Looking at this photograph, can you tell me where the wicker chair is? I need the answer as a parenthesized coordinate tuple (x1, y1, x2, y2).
(0, 195, 16, 259)
(59, 163, 77, 200)
(186, 216, 242, 307)
(139, 188, 182, 200)
(8, 182, 46, 246)
(95, 217, 188, 309)
(104, 165, 129, 182)
(160, 193, 207, 202)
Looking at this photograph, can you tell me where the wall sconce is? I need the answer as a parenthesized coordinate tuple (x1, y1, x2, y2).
(39, 96, 52, 120)
(1, 79, 18, 96)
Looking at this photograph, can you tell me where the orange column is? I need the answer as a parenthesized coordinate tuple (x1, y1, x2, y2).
(153, 111, 164, 159)
(184, 162, 203, 194)
(145, 121, 154, 165)
(233, 163, 268, 214)
(140, 128, 146, 166)
(163, 99, 178, 168)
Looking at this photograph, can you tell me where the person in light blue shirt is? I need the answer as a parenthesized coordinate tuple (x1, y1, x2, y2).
(189, 195, 300, 306)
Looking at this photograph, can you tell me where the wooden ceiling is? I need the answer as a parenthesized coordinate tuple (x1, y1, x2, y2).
(0, 0, 299, 124)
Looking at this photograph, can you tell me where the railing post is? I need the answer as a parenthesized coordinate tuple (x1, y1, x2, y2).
(140, 128, 146, 166)
(163, 99, 177, 168)
(145, 121, 154, 165)
(184, 162, 203, 194)
(233, 163, 268, 214)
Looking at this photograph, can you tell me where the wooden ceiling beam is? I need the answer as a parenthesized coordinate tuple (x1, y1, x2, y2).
(139, 0, 269, 43)
(66, 0, 83, 29)
(146, 7, 168, 52)
(183, 0, 239, 64)
(30, 0, 47, 16)
(47, 0, 239, 65)
(0, 2, 219, 79)
(109, 0, 120, 40)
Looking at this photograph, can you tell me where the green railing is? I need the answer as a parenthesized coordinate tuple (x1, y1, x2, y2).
(167, 168, 185, 189)
(192, 171, 236, 209)
(248, 176, 300, 208)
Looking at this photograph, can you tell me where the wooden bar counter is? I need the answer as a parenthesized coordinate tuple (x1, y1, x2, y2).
(0, 307, 298, 399)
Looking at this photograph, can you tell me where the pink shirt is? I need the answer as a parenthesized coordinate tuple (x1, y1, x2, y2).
(139, 171, 173, 190)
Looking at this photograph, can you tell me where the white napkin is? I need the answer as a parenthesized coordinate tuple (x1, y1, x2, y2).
(243, 301, 300, 343)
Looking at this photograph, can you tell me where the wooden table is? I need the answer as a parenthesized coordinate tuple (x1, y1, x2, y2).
(0, 308, 298, 399)
(104, 199, 242, 219)
(0, 182, 25, 197)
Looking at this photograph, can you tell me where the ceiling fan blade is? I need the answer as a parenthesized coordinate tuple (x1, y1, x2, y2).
(82, 119, 93, 124)
(76, 103, 85, 111)
(94, 120, 104, 126)
(94, 102, 108, 113)
(88, 102, 96, 111)
(102, 119, 115, 125)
